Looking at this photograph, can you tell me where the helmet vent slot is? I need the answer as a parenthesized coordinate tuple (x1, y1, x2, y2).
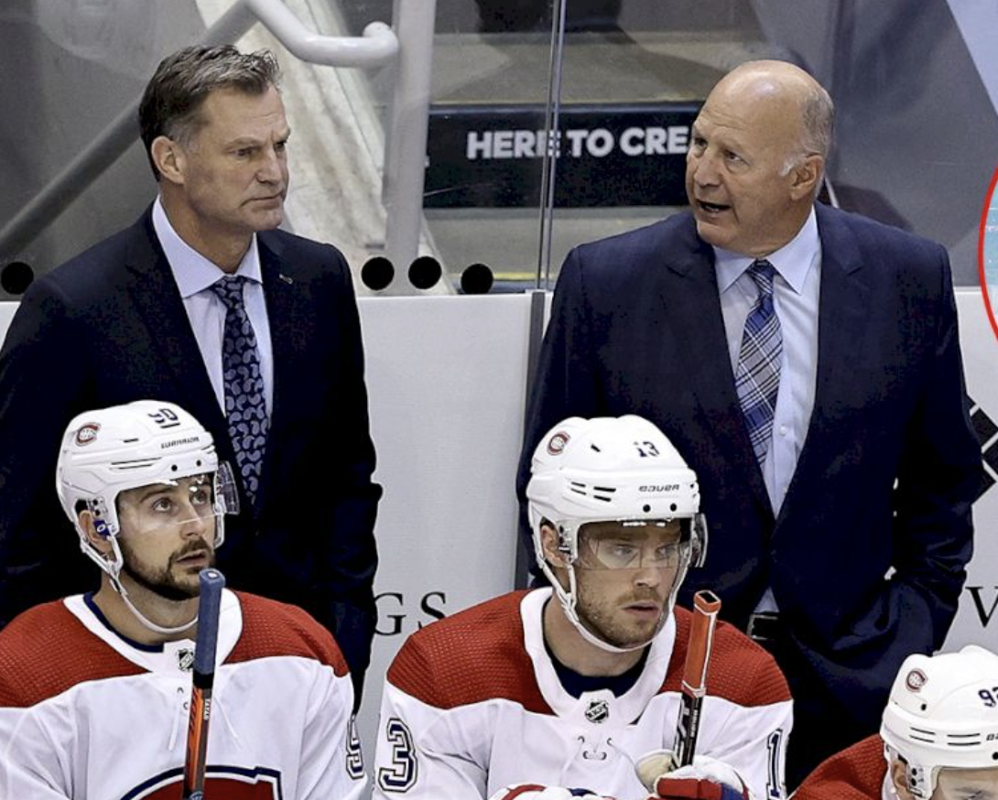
(567, 482, 616, 502)
(109, 458, 160, 471)
(946, 734, 983, 747)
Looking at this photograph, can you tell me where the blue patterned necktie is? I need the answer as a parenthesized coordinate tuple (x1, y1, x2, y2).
(212, 276, 269, 506)
(735, 259, 782, 465)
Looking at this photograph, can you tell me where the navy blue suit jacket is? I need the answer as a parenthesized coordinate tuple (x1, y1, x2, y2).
(519, 203, 981, 732)
(0, 209, 381, 688)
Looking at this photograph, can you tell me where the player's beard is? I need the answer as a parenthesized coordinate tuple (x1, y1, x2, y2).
(118, 537, 215, 602)
(574, 578, 669, 649)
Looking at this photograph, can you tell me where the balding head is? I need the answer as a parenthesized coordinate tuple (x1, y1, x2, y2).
(685, 60, 833, 257)
(714, 60, 834, 166)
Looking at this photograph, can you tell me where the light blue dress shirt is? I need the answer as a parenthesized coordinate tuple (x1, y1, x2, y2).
(713, 207, 821, 612)
(152, 197, 274, 414)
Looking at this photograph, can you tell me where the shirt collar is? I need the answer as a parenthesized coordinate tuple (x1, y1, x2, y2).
(713, 205, 819, 295)
(152, 196, 263, 299)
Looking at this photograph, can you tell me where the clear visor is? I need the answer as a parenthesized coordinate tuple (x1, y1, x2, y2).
(574, 519, 690, 570)
(98, 465, 239, 537)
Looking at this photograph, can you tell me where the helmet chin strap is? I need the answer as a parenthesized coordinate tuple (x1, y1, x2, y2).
(112, 576, 199, 636)
(544, 559, 690, 654)
(105, 537, 198, 636)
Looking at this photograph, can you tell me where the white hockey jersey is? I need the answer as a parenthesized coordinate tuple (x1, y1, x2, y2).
(374, 589, 792, 800)
(0, 590, 366, 799)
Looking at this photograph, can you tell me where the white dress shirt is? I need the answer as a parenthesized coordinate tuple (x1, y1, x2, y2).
(152, 197, 274, 414)
(713, 206, 822, 612)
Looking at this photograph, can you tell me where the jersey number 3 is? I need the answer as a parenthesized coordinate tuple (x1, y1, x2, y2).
(377, 718, 418, 793)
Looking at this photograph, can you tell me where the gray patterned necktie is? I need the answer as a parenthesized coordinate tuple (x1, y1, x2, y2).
(212, 276, 269, 506)
(734, 259, 783, 465)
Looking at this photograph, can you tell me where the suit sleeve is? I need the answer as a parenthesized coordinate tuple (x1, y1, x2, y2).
(516, 249, 604, 561)
(888, 247, 980, 645)
(0, 278, 93, 628)
(840, 246, 980, 666)
(810, 245, 982, 730)
(319, 260, 382, 700)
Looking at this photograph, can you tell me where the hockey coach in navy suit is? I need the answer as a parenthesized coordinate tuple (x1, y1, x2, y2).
(518, 60, 982, 786)
(0, 46, 381, 698)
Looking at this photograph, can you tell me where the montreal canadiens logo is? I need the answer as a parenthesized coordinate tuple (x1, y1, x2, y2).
(75, 423, 100, 446)
(547, 431, 571, 455)
(905, 668, 928, 692)
(121, 766, 282, 799)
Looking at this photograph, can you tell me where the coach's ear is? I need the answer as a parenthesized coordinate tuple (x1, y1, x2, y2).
(79, 510, 113, 556)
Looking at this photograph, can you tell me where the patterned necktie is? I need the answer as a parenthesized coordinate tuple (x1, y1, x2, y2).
(211, 276, 269, 506)
(734, 259, 782, 465)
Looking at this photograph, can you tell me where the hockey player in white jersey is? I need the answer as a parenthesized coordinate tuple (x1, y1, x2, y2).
(0, 400, 366, 800)
(794, 645, 998, 800)
(374, 415, 792, 800)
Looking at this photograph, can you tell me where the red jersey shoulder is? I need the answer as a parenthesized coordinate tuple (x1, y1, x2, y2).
(0, 599, 143, 708)
(794, 735, 885, 800)
(663, 607, 790, 706)
(226, 592, 348, 677)
(387, 590, 551, 714)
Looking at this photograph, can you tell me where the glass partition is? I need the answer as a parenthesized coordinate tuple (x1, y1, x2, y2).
(543, 0, 998, 288)
(3, 1, 993, 299)
(0, 0, 206, 300)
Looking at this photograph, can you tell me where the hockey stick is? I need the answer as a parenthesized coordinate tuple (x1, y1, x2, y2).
(673, 589, 722, 768)
(182, 568, 226, 800)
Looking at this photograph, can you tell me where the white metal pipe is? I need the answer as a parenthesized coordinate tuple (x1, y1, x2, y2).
(246, 0, 397, 67)
(0, 0, 398, 261)
(383, 0, 436, 275)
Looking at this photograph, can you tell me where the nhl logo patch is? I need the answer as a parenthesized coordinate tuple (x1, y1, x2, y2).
(177, 648, 195, 672)
(585, 698, 610, 724)
(75, 423, 100, 446)
(547, 431, 571, 456)
(905, 668, 928, 692)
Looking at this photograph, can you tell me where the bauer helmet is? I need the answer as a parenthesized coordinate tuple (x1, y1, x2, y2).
(526, 415, 707, 652)
(57, 400, 239, 583)
(881, 645, 998, 799)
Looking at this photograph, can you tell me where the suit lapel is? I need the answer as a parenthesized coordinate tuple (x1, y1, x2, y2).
(658, 220, 772, 515)
(122, 211, 227, 437)
(255, 232, 304, 511)
(779, 205, 868, 524)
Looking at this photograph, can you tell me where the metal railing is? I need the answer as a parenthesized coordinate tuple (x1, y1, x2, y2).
(0, 0, 434, 272)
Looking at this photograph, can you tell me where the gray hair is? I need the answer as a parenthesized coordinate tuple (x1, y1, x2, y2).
(781, 79, 835, 176)
(138, 45, 281, 180)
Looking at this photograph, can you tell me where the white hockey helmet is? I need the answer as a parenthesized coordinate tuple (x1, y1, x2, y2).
(57, 400, 239, 582)
(526, 415, 707, 652)
(881, 645, 998, 799)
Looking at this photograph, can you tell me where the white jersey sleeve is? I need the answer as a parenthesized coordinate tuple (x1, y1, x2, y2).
(298, 656, 367, 800)
(0, 702, 74, 798)
(374, 680, 489, 799)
